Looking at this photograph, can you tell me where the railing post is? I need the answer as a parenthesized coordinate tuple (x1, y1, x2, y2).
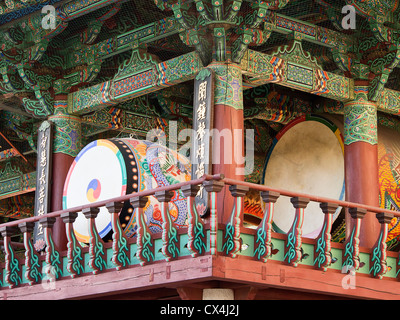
(203, 180, 225, 255)
(222, 185, 249, 258)
(254, 191, 280, 262)
(18, 222, 42, 285)
(130, 196, 154, 266)
(82, 207, 107, 274)
(181, 184, 206, 257)
(39, 217, 63, 280)
(154, 190, 180, 261)
(284, 197, 309, 267)
(342, 207, 367, 272)
(314, 202, 339, 271)
(0, 226, 22, 288)
(60, 212, 84, 277)
(370, 212, 393, 279)
(106, 202, 130, 270)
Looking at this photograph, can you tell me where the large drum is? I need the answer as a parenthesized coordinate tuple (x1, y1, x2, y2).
(63, 138, 191, 243)
(262, 115, 345, 238)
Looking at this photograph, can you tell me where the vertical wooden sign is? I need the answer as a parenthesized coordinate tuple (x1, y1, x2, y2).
(33, 121, 53, 252)
(191, 68, 214, 216)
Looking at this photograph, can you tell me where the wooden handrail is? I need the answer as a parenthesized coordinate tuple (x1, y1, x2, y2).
(1, 173, 397, 230)
(222, 177, 400, 218)
(0, 172, 398, 289)
(0, 173, 224, 229)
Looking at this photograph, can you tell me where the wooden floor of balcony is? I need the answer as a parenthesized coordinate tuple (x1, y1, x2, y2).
(1, 229, 400, 300)
(1, 175, 400, 300)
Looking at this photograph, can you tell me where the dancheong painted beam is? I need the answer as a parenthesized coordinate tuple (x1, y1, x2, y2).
(241, 46, 354, 102)
(68, 51, 204, 115)
(68, 48, 400, 115)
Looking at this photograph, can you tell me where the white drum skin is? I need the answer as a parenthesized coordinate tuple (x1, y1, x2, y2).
(63, 138, 191, 243)
(262, 116, 345, 238)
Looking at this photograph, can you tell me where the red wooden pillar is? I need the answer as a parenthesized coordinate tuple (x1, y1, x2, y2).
(50, 152, 74, 250)
(344, 86, 380, 248)
(48, 97, 82, 251)
(208, 62, 245, 224)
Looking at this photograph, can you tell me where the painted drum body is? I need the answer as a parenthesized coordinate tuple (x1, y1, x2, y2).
(63, 138, 191, 243)
(262, 115, 345, 238)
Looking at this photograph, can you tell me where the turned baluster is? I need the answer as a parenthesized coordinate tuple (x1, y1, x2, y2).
(155, 190, 180, 261)
(284, 197, 309, 267)
(254, 191, 280, 262)
(370, 212, 393, 279)
(0, 226, 22, 288)
(106, 202, 130, 270)
(130, 196, 154, 266)
(181, 184, 206, 257)
(342, 207, 367, 272)
(203, 180, 225, 255)
(18, 222, 42, 285)
(82, 207, 107, 274)
(314, 202, 339, 271)
(60, 212, 84, 277)
(222, 185, 249, 258)
(39, 217, 63, 280)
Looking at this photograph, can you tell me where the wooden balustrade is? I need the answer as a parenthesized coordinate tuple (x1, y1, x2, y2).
(60, 212, 84, 277)
(130, 195, 153, 266)
(284, 197, 310, 267)
(106, 202, 130, 270)
(254, 191, 280, 263)
(0, 173, 400, 292)
(203, 180, 224, 255)
(342, 207, 367, 272)
(40, 217, 63, 280)
(0, 226, 21, 288)
(181, 184, 206, 257)
(223, 185, 249, 258)
(314, 202, 339, 271)
(155, 190, 180, 261)
(19, 222, 42, 285)
(82, 207, 107, 275)
(370, 212, 393, 279)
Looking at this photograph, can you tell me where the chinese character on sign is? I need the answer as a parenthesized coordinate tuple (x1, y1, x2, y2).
(196, 122, 206, 141)
(34, 121, 52, 252)
(197, 143, 205, 160)
(198, 81, 207, 101)
(197, 102, 206, 121)
(192, 69, 213, 214)
(195, 162, 205, 178)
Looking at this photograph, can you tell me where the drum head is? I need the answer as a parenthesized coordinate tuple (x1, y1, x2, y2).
(63, 138, 191, 243)
(262, 115, 345, 238)
(63, 139, 129, 243)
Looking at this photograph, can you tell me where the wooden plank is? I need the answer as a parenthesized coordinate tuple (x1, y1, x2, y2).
(0, 255, 213, 300)
(214, 256, 400, 300)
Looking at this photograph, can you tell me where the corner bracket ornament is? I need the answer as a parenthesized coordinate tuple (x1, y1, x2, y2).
(113, 42, 160, 82)
(154, 0, 290, 65)
(272, 39, 323, 70)
(366, 16, 400, 101)
(331, 46, 352, 74)
(195, 68, 211, 81)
